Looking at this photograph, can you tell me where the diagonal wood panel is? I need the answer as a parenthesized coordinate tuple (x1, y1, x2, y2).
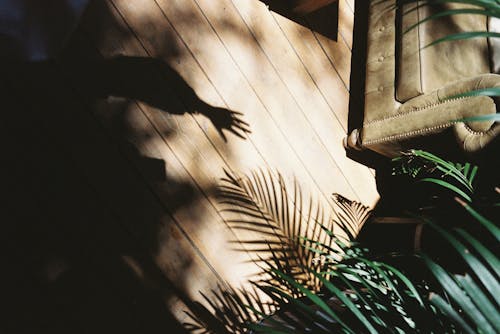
(62, 0, 262, 295)
(151, 0, 362, 201)
(31, 0, 379, 327)
(191, 0, 376, 204)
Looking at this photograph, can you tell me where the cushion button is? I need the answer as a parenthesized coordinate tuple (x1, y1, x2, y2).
(378, 56, 384, 62)
(378, 86, 384, 92)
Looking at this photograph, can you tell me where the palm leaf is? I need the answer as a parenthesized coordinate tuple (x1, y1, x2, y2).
(420, 200, 500, 334)
(456, 113, 500, 122)
(217, 169, 371, 291)
(455, 274, 500, 332)
(428, 293, 476, 334)
(454, 228, 500, 277)
(310, 271, 378, 334)
(423, 254, 497, 333)
(186, 163, 498, 334)
(430, 224, 500, 306)
(420, 178, 472, 201)
(455, 197, 500, 242)
(404, 8, 500, 34)
(393, 150, 477, 202)
(426, 31, 500, 47)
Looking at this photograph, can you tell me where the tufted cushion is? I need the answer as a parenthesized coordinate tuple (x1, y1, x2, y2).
(396, 2, 490, 103)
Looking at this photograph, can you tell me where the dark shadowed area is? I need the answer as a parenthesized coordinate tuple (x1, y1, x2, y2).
(0, 1, 248, 332)
(0, 0, 386, 333)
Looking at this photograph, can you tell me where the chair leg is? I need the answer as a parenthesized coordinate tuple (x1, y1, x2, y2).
(343, 129, 363, 151)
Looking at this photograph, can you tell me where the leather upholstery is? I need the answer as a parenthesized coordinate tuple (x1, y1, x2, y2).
(397, 2, 490, 101)
(347, 0, 499, 157)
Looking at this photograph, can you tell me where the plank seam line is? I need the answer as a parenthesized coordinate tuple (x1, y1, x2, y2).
(226, 0, 362, 201)
(191, 0, 345, 205)
(111, 0, 283, 269)
(92, 0, 231, 286)
(311, 30, 350, 91)
(269, 11, 348, 133)
(155, 0, 338, 207)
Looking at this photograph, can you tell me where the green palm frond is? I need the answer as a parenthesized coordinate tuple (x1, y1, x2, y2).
(395, 0, 500, 14)
(249, 241, 444, 333)
(404, 8, 500, 34)
(426, 31, 500, 47)
(212, 166, 433, 332)
(217, 169, 371, 291)
(423, 208, 500, 334)
(446, 89, 500, 123)
(393, 150, 478, 202)
(456, 113, 500, 122)
(185, 161, 498, 334)
(185, 170, 374, 333)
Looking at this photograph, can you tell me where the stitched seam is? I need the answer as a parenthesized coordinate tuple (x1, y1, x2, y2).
(365, 123, 452, 144)
(364, 96, 469, 127)
(462, 122, 498, 136)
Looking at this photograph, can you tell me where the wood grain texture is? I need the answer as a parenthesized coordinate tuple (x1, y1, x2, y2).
(3, 0, 379, 329)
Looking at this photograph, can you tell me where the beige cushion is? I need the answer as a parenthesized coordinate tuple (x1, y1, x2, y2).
(344, 0, 499, 157)
(489, 17, 500, 74)
(396, 2, 490, 102)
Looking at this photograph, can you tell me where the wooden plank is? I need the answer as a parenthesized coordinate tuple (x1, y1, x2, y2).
(65, 0, 266, 290)
(193, 0, 378, 205)
(338, 0, 354, 49)
(113, 0, 355, 204)
(59, 25, 226, 294)
(102, 0, 352, 282)
(178, 0, 359, 201)
(269, 11, 350, 129)
(2, 0, 373, 330)
(268, 0, 355, 123)
(311, 26, 352, 90)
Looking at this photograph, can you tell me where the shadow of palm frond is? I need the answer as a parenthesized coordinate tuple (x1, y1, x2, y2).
(184, 283, 276, 334)
(184, 169, 372, 333)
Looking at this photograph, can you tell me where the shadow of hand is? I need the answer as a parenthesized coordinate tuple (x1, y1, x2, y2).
(66, 56, 252, 142)
(201, 104, 251, 142)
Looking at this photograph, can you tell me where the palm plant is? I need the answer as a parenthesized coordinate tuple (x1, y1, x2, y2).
(184, 151, 499, 333)
(423, 207, 500, 334)
(185, 169, 377, 333)
(390, 151, 500, 333)
(216, 169, 371, 292)
(393, 150, 479, 203)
